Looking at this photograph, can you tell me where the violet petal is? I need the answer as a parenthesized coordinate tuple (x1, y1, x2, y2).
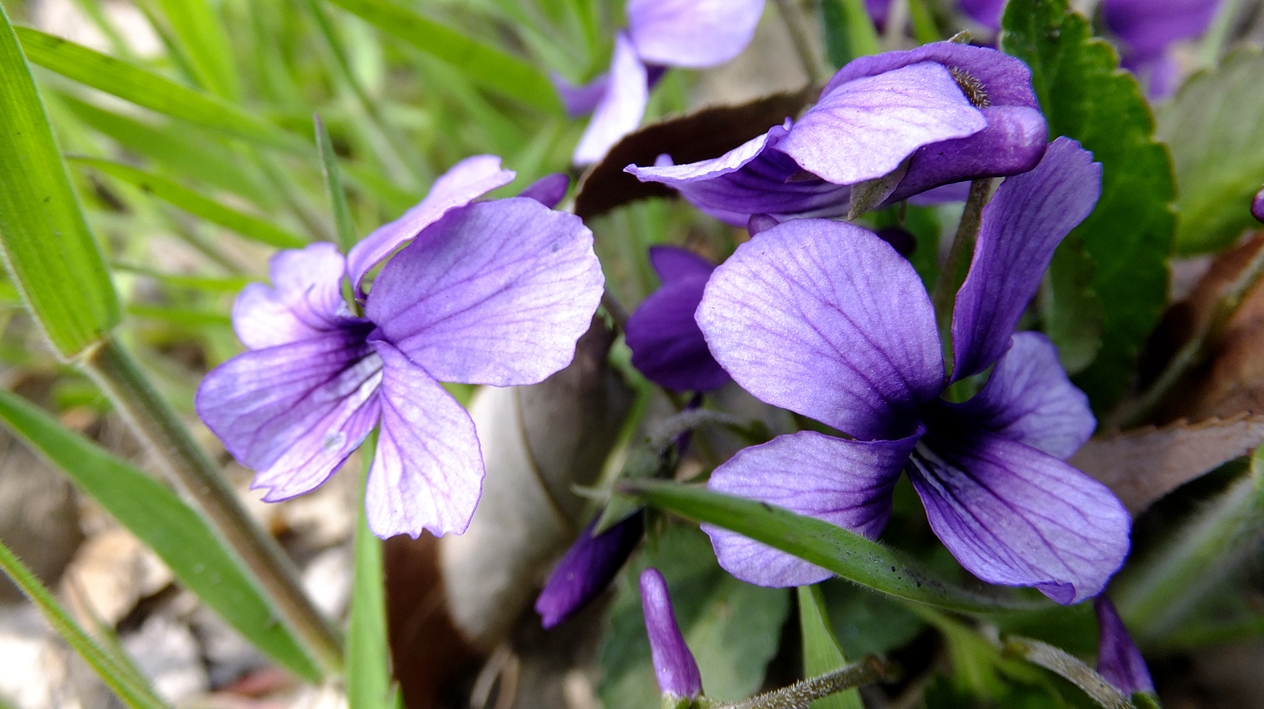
(960, 0, 1006, 30)
(1104, 0, 1219, 59)
(364, 339, 484, 538)
(1095, 596, 1155, 695)
(825, 43, 1040, 110)
(535, 512, 645, 629)
(951, 137, 1101, 380)
(574, 32, 648, 166)
(704, 430, 920, 587)
(1252, 186, 1264, 223)
(552, 71, 609, 117)
(696, 219, 943, 440)
(626, 271, 729, 392)
(639, 567, 703, 700)
(626, 0, 765, 69)
(232, 243, 353, 350)
(779, 62, 987, 186)
(194, 325, 381, 497)
(346, 155, 515, 296)
(908, 431, 1130, 604)
(649, 244, 714, 282)
(366, 198, 603, 387)
(519, 173, 570, 208)
(937, 332, 1095, 460)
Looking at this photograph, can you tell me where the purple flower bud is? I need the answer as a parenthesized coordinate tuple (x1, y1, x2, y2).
(535, 513, 645, 629)
(1095, 596, 1154, 695)
(1252, 186, 1264, 224)
(640, 567, 703, 701)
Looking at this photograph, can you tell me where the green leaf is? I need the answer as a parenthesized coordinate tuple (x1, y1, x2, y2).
(0, 388, 323, 682)
(148, 0, 241, 99)
(818, 577, 926, 659)
(72, 157, 307, 248)
(1158, 47, 1264, 255)
(1001, 0, 1176, 413)
(628, 481, 1043, 613)
(1042, 234, 1104, 375)
(798, 586, 864, 709)
(347, 433, 399, 709)
(322, 0, 562, 114)
(819, 0, 881, 67)
(598, 526, 790, 708)
(15, 27, 307, 153)
(0, 5, 120, 359)
(0, 538, 170, 709)
(315, 115, 358, 252)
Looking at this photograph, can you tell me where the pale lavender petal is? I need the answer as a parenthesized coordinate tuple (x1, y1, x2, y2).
(366, 198, 603, 387)
(704, 430, 919, 587)
(639, 568, 703, 700)
(347, 155, 515, 295)
(519, 173, 570, 208)
(697, 219, 943, 440)
(574, 32, 648, 166)
(907, 181, 971, 205)
(825, 43, 1040, 110)
(1105, 0, 1219, 59)
(626, 273, 728, 392)
(960, 0, 1006, 30)
(649, 245, 714, 283)
(552, 71, 609, 117)
(908, 431, 1130, 604)
(232, 243, 352, 350)
(951, 137, 1101, 380)
(364, 339, 483, 538)
(195, 324, 381, 499)
(780, 62, 987, 186)
(936, 332, 1094, 460)
(747, 213, 780, 235)
(535, 513, 644, 629)
(1095, 596, 1155, 695)
(626, 0, 765, 68)
(1252, 186, 1264, 223)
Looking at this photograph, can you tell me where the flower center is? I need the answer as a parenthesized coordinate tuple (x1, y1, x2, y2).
(949, 67, 991, 108)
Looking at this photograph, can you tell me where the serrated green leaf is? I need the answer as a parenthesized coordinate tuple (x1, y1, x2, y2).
(0, 5, 120, 359)
(322, 0, 561, 114)
(0, 388, 323, 682)
(73, 157, 307, 248)
(0, 539, 169, 709)
(798, 585, 863, 709)
(1001, 0, 1176, 413)
(147, 0, 241, 100)
(628, 481, 1043, 613)
(1159, 47, 1264, 255)
(15, 27, 306, 153)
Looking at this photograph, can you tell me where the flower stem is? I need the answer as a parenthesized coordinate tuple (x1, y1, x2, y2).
(79, 337, 344, 675)
(714, 657, 892, 709)
(932, 178, 994, 374)
(773, 0, 826, 85)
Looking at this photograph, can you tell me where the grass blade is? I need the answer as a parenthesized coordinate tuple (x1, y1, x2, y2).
(347, 434, 400, 709)
(149, 0, 241, 99)
(0, 4, 120, 359)
(72, 156, 307, 248)
(0, 388, 324, 682)
(798, 586, 864, 709)
(314, 115, 358, 252)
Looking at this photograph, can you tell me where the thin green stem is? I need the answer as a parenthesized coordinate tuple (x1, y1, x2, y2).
(78, 337, 344, 675)
(932, 179, 994, 373)
(773, 0, 826, 85)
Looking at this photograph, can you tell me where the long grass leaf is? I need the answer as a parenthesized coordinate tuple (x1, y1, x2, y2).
(347, 434, 399, 709)
(149, 0, 241, 99)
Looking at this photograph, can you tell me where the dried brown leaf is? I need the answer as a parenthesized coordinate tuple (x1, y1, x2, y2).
(1071, 414, 1264, 514)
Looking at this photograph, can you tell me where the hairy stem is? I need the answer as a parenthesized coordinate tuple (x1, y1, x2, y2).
(80, 337, 344, 675)
(717, 657, 891, 709)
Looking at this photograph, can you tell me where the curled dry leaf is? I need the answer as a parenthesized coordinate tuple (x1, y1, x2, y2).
(1071, 414, 1264, 515)
(572, 86, 818, 220)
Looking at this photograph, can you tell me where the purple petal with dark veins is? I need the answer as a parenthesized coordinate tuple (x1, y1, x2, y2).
(935, 332, 1094, 460)
(649, 244, 714, 282)
(364, 339, 483, 538)
(825, 43, 1040, 110)
(552, 71, 609, 117)
(951, 137, 1101, 380)
(780, 62, 987, 186)
(519, 173, 570, 208)
(195, 324, 381, 498)
(574, 32, 648, 166)
(626, 0, 765, 68)
(704, 430, 920, 587)
(535, 512, 645, 629)
(697, 219, 943, 440)
(347, 155, 515, 296)
(626, 269, 728, 392)
(908, 431, 1130, 604)
(1095, 596, 1155, 695)
(232, 243, 353, 350)
(639, 567, 703, 700)
(366, 198, 603, 387)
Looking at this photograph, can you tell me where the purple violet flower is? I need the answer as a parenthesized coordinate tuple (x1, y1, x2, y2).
(695, 138, 1130, 603)
(627, 42, 1048, 226)
(640, 567, 704, 702)
(564, 0, 766, 165)
(626, 246, 730, 392)
(195, 158, 604, 538)
(1095, 596, 1155, 695)
(1104, 0, 1220, 99)
(1252, 186, 1264, 223)
(865, 0, 1003, 32)
(535, 512, 646, 629)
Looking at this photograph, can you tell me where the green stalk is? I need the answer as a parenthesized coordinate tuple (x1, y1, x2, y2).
(715, 658, 892, 709)
(931, 178, 994, 372)
(79, 337, 344, 675)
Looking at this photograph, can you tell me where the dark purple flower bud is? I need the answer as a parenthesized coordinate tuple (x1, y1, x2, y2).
(1104, 0, 1219, 98)
(626, 246, 731, 392)
(640, 567, 703, 701)
(1095, 596, 1155, 695)
(535, 512, 645, 629)
(1252, 186, 1264, 224)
